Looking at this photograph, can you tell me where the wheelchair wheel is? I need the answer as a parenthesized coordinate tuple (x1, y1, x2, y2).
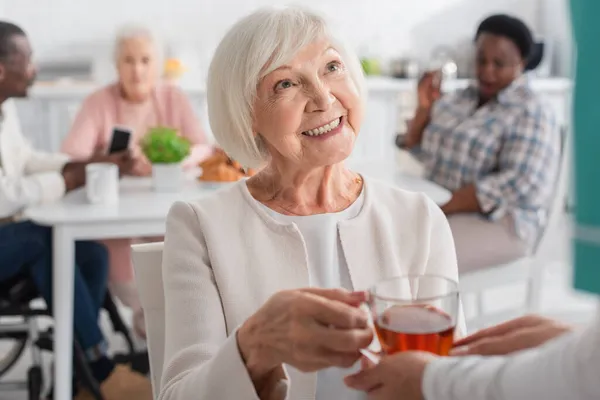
(27, 365, 43, 400)
(0, 321, 28, 377)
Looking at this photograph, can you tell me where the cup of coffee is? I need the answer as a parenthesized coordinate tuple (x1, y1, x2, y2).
(368, 275, 459, 356)
(85, 163, 119, 205)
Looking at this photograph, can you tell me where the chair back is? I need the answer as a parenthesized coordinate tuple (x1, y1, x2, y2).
(132, 242, 165, 398)
(534, 125, 570, 253)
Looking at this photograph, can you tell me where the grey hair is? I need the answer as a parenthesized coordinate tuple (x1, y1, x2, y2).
(206, 6, 366, 168)
(113, 24, 163, 63)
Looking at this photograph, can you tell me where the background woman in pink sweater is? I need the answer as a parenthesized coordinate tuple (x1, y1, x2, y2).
(62, 25, 212, 337)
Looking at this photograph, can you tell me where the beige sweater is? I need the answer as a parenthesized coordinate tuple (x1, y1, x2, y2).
(159, 177, 460, 400)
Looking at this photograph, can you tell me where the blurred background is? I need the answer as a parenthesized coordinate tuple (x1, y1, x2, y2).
(0, 1, 588, 399)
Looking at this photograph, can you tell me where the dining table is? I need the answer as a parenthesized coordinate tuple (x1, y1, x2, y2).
(24, 169, 451, 400)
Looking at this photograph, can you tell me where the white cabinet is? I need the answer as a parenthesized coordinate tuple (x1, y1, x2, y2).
(14, 96, 90, 152)
(14, 88, 210, 153)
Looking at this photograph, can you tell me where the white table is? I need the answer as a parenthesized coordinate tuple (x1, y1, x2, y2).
(24, 177, 221, 400)
(24, 174, 450, 400)
(350, 162, 451, 206)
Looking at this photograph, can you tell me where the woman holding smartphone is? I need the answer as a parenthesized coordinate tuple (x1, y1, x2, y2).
(62, 24, 212, 175)
(61, 24, 212, 338)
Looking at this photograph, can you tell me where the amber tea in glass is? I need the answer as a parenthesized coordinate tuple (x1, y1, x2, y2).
(369, 275, 459, 356)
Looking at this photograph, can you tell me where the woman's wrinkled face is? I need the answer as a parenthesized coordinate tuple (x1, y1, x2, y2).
(253, 39, 363, 169)
(475, 32, 524, 101)
(116, 37, 158, 100)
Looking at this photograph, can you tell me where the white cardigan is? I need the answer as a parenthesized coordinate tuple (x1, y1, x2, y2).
(0, 100, 69, 219)
(159, 177, 460, 400)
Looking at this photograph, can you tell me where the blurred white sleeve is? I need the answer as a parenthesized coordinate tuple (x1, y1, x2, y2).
(423, 303, 600, 400)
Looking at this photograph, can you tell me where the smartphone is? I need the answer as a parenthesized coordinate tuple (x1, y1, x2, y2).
(108, 127, 132, 154)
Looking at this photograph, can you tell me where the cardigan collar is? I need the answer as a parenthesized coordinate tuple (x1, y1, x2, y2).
(236, 174, 373, 234)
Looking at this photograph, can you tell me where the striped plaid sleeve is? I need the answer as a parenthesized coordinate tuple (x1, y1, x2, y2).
(409, 96, 457, 159)
(475, 104, 559, 219)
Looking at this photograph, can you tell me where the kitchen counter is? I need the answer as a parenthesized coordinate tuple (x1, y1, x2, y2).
(16, 74, 573, 172)
(364, 75, 571, 93)
(29, 76, 572, 98)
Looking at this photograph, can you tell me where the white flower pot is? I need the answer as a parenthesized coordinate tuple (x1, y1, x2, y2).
(152, 163, 183, 192)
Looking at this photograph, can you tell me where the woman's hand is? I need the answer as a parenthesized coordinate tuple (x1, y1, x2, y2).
(87, 150, 136, 177)
(61, 162, 87, 191)
(403, 72, 440, 149)
(451, 314, 573, 356)
(237, 288, 373, 380)
(344, 352, 436, 400)
(440, 184, 482, 215)
(130, 153, 153, 176)
(108, 150, 136, 177)
(417, 70, 442, 110)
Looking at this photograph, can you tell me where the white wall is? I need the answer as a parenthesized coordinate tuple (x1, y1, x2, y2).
(0, 0, 568, 76)
(540, 0, 573, 76)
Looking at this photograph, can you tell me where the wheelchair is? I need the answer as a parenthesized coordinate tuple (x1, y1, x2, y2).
(0, 272, 145, 399)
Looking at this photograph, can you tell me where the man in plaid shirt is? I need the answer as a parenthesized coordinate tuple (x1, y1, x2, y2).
(402, 15, 561, 273)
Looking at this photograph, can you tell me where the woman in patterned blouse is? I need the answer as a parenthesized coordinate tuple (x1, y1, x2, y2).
(402, 14, 561, 273)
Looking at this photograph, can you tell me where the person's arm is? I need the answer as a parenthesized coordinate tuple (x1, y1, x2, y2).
(0, 155, 91, 218)
(158, 201, 288, 400)
(403, 71, 441, 150)
(404, 107, 432, 149)
(423, 304, 600, 400)
(0, 165, 66, 218)
(440, 184, 482, 215)
(464, 106, 559, 219)
(61, 95, 104, 160)
(1, 151, 135, 218)
(0, 106, 70, 217)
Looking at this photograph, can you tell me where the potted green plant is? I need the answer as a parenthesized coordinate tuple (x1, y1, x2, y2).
(141, 126, 191, 191)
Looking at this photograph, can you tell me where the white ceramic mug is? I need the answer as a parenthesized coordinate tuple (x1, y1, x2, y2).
(85, 163, 119, 204)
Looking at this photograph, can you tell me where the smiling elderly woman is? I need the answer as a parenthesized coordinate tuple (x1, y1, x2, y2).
(159, 7, 460, 400)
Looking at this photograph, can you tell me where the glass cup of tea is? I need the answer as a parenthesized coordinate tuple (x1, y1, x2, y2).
(368, 274, 459, 356)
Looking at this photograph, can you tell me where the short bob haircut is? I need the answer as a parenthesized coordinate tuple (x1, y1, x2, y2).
(207, 6, 366, 168)
(113, 24, 163, 66)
